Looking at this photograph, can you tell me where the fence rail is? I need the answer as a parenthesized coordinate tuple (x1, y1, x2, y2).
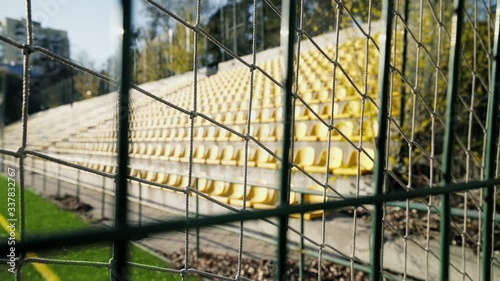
(0, 0, 499, 280)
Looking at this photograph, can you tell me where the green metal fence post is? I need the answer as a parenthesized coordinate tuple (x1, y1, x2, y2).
(278, 0, 296, 279)
(481, 2, 500, 280)
(371, 0, 393, 279)
(57, 164, 61, 198)
(397, 0, 409, 173)
(196, 178, 200, 258)
(112, 0, 132, 279)
(138, 182, 143, 226)
(399, 0, 409, 129)
(299, 193, 305, 281)
(31, 156, 34, 186)
(440, 1, 464, 280)
(101, 176, 106, 219)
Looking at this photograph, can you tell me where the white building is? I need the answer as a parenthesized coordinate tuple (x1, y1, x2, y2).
(0, 17, 70, 74)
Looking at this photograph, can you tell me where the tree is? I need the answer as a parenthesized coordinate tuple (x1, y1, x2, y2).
(73, 51, 100, 99)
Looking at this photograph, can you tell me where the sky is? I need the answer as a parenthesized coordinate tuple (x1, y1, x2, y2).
(0, 0, 137, 69)
(0, 0, 229, 69)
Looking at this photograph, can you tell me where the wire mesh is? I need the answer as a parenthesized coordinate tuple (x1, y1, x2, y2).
(0, 0, 498, 280)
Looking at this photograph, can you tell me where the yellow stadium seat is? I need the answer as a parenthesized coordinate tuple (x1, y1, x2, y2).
(250, 186, 275, 205)
(351, 121, 378, 142)
(147, 129, 159, 141)
(145, 171, 158, 182)
(260, 97, 274, 108)
(235, 148, 251, 166)
(314, 90, 331, 104)
(296, 123, 328, 141)
(220, 146, 236, 166)
(335, 87, 355, 101)
(338, 101, 362, 118)
(333, 148, 375, 175)
(301, 92, 315, 104)
(205, 145, 220, 164)
(318, 104, 335, 120)
(129, 168, 138, 178)
(311, 123, 329, 141)
(229, 101, 240, 111)
(229, 182, 254, 208)
(295, 105, 319, 121)
(204, 127, 218, 141)
(252, 190, 276, 209)
(178, 176, 190, 190)
(253, 190, 297, 210)
(234, 111, 247, 125)
(251, 148, 272, 167)
(304, 147, 343, 173)
(155, 173, 169, 184)
(256, 148, 281, 169)
(255, 108, 275, 123)
(257, 124, 276, 141)
(134, 143, 147, 158)
(215, 128, 230, 141)
(169, 144, 184, 162)
(192, 145, 207, 164)
(174, 128, 188, 141)
(152, 144, 165, 159)
(210, 181, 231, 196)
(140, 144, 156, 159)
(211, 113, 223, 125)
(331, 121, 354, 141)
(177, 116, 189, 127)
(195, 178, 211, 193)
(179, 145, 194, 163)
(104, 165, 114, 174)
(158, 144, 172, 160)
(159, 128, 169, 139)
(130, 144, 139, 156)
(303, 185, 329, 220)
(228, 126, 243, 141)
(238, 100, 249, 111)
(274, 95, 282, 107)
(271, 125, 283, 141)
(223, 112, 235, 124)
(137, 170, 147, 179)
(294, 122, 308, 141)
(165, 128, 176, 141)
(193, 127, 206, 141)
(166, 174, 180, 187)
(292, 147, 315, 170)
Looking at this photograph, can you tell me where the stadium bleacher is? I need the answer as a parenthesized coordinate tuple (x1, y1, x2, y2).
(1, 30, 401, 219)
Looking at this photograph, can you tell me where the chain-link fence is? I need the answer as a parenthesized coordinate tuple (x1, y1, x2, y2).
(0, 0, 499, 280)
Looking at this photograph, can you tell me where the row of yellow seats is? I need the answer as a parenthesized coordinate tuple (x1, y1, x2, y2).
(133, 170, 328, 219)
(129, 143, 374, 176)
(128, 125, 281, 142)
(71, 116, 376, 145)
(55, 142, 114, 155)
(131, 171, 281, 208)
(295, 121, 378, 142)
(127, 119, 374, 143)
(129, 101, 382, 132)
(292, 146, 375, 176)
(78, 162, 116, 174)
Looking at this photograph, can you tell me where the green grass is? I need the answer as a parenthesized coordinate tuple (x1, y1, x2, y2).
(0, 176, 196, 281)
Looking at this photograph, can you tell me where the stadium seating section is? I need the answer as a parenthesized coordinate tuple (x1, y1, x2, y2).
(1, 34, 400, 219)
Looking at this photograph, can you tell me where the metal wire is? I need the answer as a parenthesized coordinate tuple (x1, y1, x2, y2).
(0, 0, 498, 280)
